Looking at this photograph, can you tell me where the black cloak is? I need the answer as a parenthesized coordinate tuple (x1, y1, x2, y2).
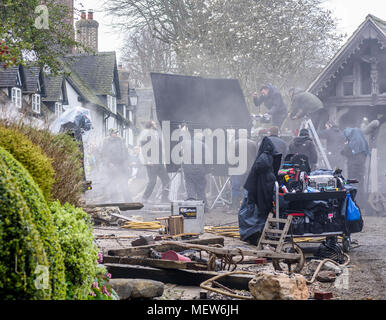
(243, 137, 281, 214)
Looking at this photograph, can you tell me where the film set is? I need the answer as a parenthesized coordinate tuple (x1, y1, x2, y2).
(1, 0, 386, 309)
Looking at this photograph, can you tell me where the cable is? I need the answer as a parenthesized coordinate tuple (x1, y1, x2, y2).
(306, 253, 350, 284)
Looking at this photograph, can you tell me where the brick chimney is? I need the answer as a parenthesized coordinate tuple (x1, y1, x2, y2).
(75, 8, 99, 52)
(88, 9, 94, 20)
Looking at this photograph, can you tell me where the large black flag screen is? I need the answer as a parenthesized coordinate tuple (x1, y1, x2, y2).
(150, 73, 252, 130)
(150, 73, 252, 174)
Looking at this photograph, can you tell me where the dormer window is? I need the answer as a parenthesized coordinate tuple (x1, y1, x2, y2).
(55, 102, 63, 118)
(32, 94, 41, 114)
(107, 95, 117, 114)
(11, 87, 22, 108)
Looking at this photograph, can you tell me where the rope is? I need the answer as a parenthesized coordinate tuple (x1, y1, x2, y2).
(306, 253, 350, 284)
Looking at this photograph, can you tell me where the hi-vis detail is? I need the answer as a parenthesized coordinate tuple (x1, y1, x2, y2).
(179, 207, 197, 219)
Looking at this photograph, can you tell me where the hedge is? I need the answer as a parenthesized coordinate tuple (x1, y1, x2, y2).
(0, 148, 51, 300)
(50, 202, 99, 300)
(0, 148, 67, 299)
(0, 122, 84, 205)
(0, 126, 55, 201)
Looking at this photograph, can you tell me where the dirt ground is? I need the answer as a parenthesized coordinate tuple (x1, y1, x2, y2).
(94, 206, 386, 300)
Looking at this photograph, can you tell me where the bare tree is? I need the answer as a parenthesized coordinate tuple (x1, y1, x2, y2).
(121, 27, 177, 87)
(105, 0, 343, 104)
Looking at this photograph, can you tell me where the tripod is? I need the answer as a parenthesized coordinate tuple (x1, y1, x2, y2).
(209, 175, 232, 210)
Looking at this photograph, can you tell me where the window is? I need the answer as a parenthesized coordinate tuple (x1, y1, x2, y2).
(32, 94, 41, 114)
(123, 105, 127, 119)
(343, 82, 354, 96)
(107, 95, 117, 113)
(55, 102, 63, 118)
(361, 62, 371, 95)
(11, 87, 22, 108)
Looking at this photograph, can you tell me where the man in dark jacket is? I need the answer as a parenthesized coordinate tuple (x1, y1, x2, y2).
(182, 131, 210, 210)
(288, 128, 318, 170)
(238, 137, 282, 245)
(319, 121, 346, 169)
(341, 128, 370, 207)
(253, 84, 287, 127)
(268, 127, 287, 164)
(101, 129, 132, 202)
(288, 88, 329, 132)
(139, 120, 170, 203)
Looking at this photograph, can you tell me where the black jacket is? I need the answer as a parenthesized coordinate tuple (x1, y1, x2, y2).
(288, 136, 318, 166)
(253, 85, 287, 116)
(101, 136, 129, 168)
(268, 135, 287, 160)
(244, 137, 281, 214)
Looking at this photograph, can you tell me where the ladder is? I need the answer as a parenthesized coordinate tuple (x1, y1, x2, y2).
(257, 213, 293, 252)
(300, 118, 332, 170)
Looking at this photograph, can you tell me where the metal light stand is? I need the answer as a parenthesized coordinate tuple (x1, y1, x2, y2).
(300, 118, 332, 170)
(209, 175, 232, 210)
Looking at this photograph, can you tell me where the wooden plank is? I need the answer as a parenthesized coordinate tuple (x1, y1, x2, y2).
(162, 242, 300, 260)
(259, 239, 280, 246)
(92, 203, 144, 211)
(104, 264, 254, 290)
(107, 237, 225, 257)
(266, 229, 284, 234)
(257, 213, 273, 250)
(267, 217, 288, 224)
(103, 256, 207, 270)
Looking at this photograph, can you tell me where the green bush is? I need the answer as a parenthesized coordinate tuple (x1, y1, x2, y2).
(49, 201, 99, 300)
(0, 148, 67, 299)
(0, 122, 84, 206)
(0, 147, 51, 300)
(0, 126, 55, 201)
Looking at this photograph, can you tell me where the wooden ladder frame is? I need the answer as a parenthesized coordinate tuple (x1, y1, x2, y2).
(257, 213, 293, 253)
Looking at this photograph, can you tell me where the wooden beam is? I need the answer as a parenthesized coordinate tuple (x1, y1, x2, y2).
(103, 256, 207, 270)
(90, 202, 144, 211)
(104, 263, 254, 290)
(162, 241, 300, 260)
(107, 237, 225, 257)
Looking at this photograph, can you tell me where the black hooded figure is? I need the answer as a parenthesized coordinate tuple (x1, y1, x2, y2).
(238, 137, 282, 245)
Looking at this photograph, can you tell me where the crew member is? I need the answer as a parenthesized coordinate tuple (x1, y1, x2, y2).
(288, 88, 328, 132)
(288, 128, 318, 171)
(139, 120, 170, 203)
(341, 128, 370, 207)
(253, 84, 287, 128)
(101, 129, 132, 202)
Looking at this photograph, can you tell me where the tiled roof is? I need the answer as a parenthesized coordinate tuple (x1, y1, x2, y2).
(63, 52, 120, 98)
(23, 66, 41, 93)
(60, 59, 108, 111)
(0, 66, 19, 88)
(117, 80, 129, 105)
(42, 75, 64, 102)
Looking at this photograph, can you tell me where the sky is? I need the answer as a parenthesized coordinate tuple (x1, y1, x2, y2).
(74, 0, 386, 64)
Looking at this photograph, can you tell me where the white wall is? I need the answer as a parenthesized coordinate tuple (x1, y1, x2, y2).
(63, 80, 81, 109)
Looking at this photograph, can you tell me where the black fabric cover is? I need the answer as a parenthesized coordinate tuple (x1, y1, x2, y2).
(150, 73, 252, 130)
(151, 73, 252, 174)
